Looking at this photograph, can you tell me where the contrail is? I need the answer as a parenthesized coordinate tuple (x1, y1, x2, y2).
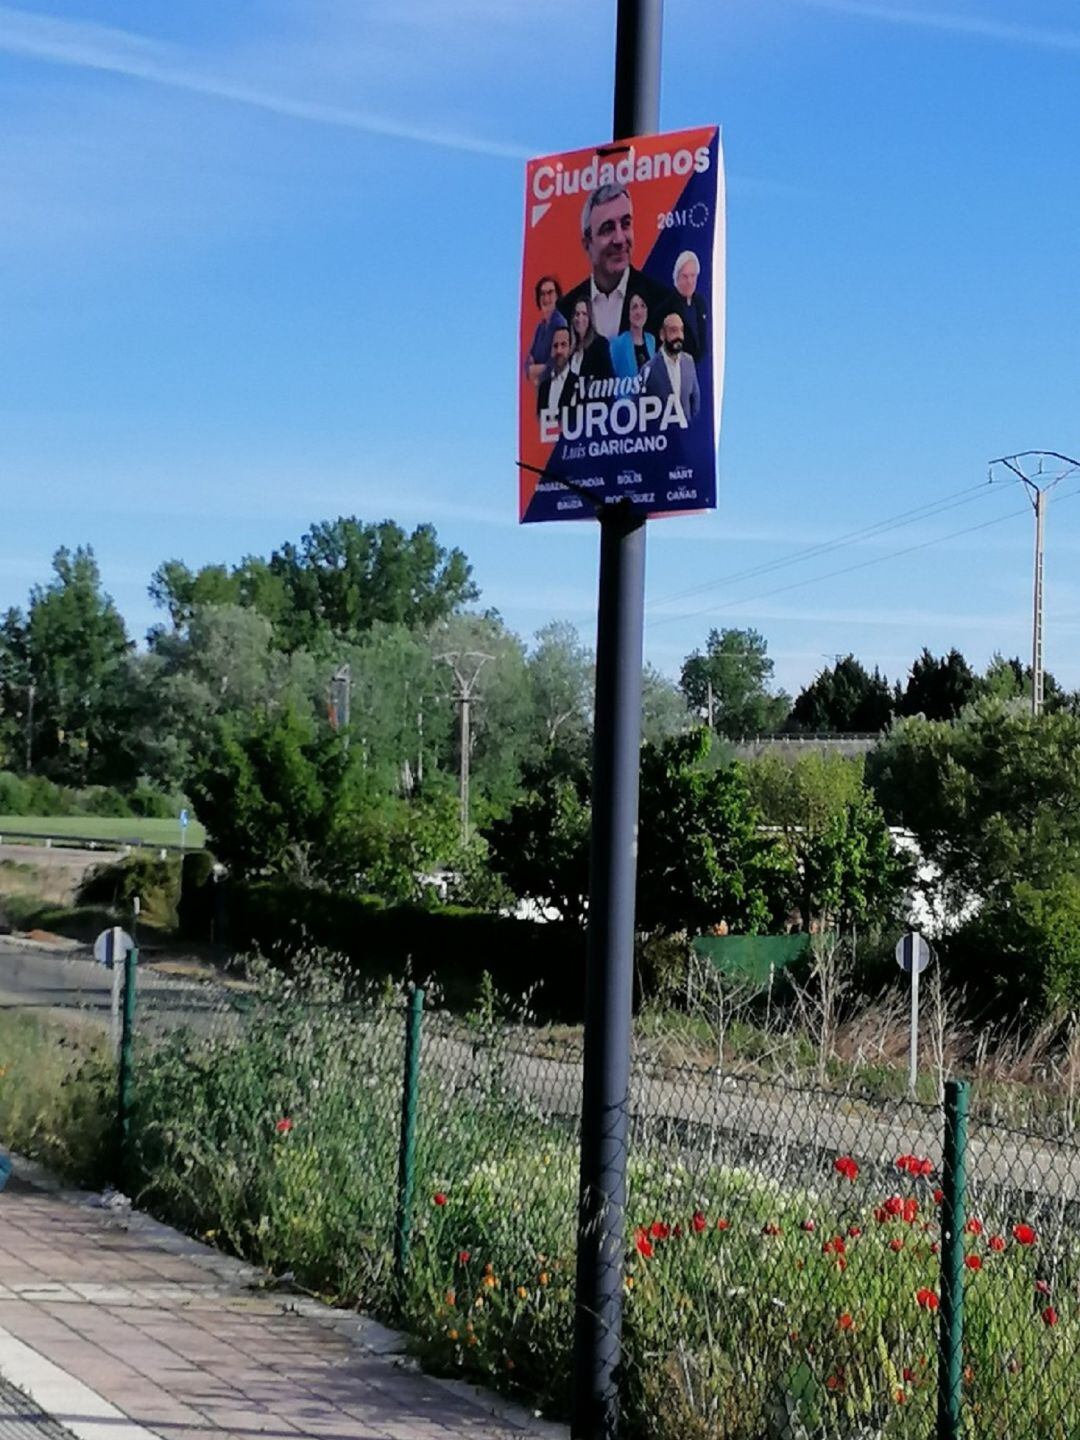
(0, 3, 530, 160)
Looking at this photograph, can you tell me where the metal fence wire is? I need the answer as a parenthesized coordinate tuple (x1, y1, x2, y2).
(120, 967, 1080, 1440)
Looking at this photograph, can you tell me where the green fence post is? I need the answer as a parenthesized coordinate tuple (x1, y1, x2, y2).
(937, 1078, 969, 1440)
(394, 986, 425, 1297)
(117, 945, 139, 1188)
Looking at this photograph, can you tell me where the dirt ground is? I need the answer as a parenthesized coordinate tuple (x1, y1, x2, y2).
(0, 843, 109, 906)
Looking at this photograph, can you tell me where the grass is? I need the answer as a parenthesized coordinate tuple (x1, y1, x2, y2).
(120, 967, 1080, 1439)
(7, 961, 1079, 1437)
(0, 814, 206, 849)
(0, 1009, 114, 1186)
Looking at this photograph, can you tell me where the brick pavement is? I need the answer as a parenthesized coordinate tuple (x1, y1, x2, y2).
(0, 1171, 564, 1440)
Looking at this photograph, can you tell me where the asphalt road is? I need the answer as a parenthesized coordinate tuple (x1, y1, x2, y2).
(0, 940, 228, 1031)
(5, 940, 1079, 1210)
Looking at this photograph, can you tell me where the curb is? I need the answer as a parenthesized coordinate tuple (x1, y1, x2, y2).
(5, 1151, 568, 1440)
(0, 936, 85, 956)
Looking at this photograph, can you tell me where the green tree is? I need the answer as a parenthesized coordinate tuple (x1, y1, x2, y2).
(868, 699, 1080, 926)
(980, 653, 1072, 713)
(636, 730, 791, 935)
(526, 621, 593, 759)
(484, 771, 591, 926)
(0, 608, 30, 771)
(789, 656, 893, 733)
(189, 701, 339, 877)
(901, 647, 979, 721)
(22, 547, 133, 785)
(149, 518, 477, 651)
(680, 627, 790, 738)
(642, 664, 692, 746)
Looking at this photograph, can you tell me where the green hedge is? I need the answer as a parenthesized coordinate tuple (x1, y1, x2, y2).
(196, 877, 585, 1018)
(0, 771, 180, 821)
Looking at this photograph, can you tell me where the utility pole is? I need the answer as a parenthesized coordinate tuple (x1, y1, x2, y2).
(989, 451, 1080, 716)
(328, 664, 351, 732)
(436, 651, 492, 846)
(25, 681, 35, 774)
(572, 5, 659, 1438)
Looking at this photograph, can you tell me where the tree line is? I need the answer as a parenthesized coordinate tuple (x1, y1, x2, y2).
(1, 517, 1079, 1017)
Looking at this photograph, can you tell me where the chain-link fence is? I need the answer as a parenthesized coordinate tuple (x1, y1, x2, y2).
(91, 960, 1080, 1438)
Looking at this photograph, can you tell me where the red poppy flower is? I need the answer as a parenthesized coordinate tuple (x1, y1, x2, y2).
(884, 1195, 904, 1217)
(902, 1367, 915, 1383)
(874, 1206, 888, 1224)
(801, 1218, 816, 1233)
(916, 1288, 939, 1311)
(965, 1217, 983, 1236)
(933, 1188, 944, 1205)
(649, 1221, 670, 1241)
(716, 1218, 730, 1231)
(433, 1192, 448, 1207)
(930, 1242, 940, 1255)
(890, 1238, 905, 1253)
(834, 1156, 859, 1182)
(902, 1197, 919, 1224)
(989, 1235, 1005, 1253)
(457, 1250, 470, 1264)
(1035, 1279, 1051, 1296)
(691, 1210, 707, 1234)
(894, 1389, 907, 1405)
(825, 1374, 844, 1392)
(964, 1254, 982, 1271)
(1042, 1306, 1059, 1327)
(823, 1236, 846, 1256)
(837, 1312, 854, 1331)
(1012, 1223, 1037, 1246)
(275, 1117, 293, 1134)
(847, 1225, 862, 1238)
(896, 1153, 914, 1172)
(762, 1222, 782, 1236)
(635, 1227, 653, 1259)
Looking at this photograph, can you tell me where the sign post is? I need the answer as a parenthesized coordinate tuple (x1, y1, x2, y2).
(517, 6, 724, 1434)
(178, 808, 189, 853)
(96, 926, 135, 1055)
(896, 931, 932, 1096)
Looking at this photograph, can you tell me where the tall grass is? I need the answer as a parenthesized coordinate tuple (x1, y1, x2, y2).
(0, 1010, 114, 1184)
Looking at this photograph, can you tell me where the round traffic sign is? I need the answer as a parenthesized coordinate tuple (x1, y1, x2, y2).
(896, 932, 932, 975)
(94, 927, 134, 969)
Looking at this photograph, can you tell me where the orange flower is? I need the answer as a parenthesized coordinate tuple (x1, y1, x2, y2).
(837, 1312, 854, 1331)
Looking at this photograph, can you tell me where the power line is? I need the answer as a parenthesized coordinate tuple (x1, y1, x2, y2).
(647, 502, 1036, 631)
(649, 478, 1003, 612)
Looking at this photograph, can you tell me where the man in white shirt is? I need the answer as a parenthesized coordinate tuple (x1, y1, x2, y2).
(641, 313, 701, 423)
(557, 183, 677, 345)
(537, 325, 576, 430)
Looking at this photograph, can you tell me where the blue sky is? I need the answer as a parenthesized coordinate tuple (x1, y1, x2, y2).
(3, 0, 1079, 695)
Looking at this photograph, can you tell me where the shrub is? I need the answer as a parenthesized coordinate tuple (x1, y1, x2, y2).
(76, 854, 182, 929)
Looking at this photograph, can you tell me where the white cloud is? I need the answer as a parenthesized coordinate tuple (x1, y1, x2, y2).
(0, 4, 529, 159)
(782, 0, 1080, 54)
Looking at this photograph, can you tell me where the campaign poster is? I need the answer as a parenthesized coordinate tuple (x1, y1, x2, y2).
(518, 125, 724, 524)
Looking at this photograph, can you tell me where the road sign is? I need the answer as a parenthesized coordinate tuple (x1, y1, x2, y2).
(179, 808, 189, 829)
(896, 932, 932, 975)
(519, 124, 725, 523)
(95, 927, 134, 968)
(896, 932, 933, 1096)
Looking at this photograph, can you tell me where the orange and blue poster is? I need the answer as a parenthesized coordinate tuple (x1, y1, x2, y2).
(519, 125, 724, 523)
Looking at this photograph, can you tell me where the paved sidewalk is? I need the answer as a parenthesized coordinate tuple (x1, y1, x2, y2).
(0, 1170, 563, 1440)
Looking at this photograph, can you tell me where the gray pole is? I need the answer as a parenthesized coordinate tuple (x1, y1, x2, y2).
(25, 682, 34, 774)
(460, 693, 471, 847)
(1032, 487, 1045, 717)
(572, 5, 660, 1436)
